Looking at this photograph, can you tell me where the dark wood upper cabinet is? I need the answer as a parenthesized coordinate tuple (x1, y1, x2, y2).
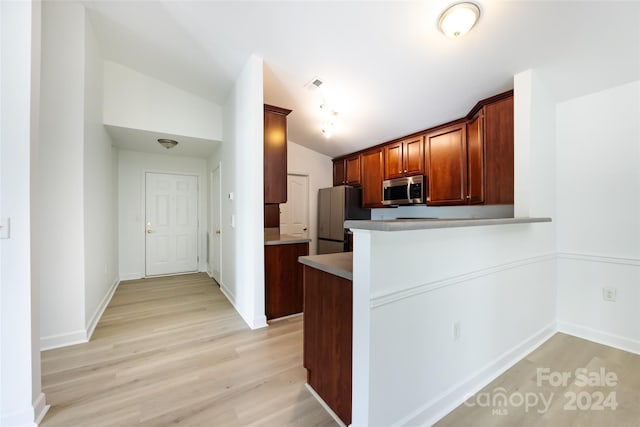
(425, 124, 467, 205)
(345, 155, 361, 185)
(264, 104, 291, 204)
(466, 113, 484, 204)
(384, 135, 424, 179)
(360, 148, 385, 208)
(333, 154, 360, 186)
(333, 158, 346, 186)
(482, 96, 514, 204)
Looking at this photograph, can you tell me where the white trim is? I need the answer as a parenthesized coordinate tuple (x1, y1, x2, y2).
(218, 280, 267, 330)
(305, 383, 348, 427)
(86, 277, 120, 340)
(557, 251, 640, 267)
(370, 253, 556, 308)
(557, 320, 640, 356)
(33, 392, 50, 425)
(40, 330, 87, 351)
(119, 273, 143, 281)
(399, 321, 557, 427)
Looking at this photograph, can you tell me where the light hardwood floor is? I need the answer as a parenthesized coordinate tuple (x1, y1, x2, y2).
(436, 333, 640, 427)
(41, 273, 337, 426)
(41, 273, 640, 426)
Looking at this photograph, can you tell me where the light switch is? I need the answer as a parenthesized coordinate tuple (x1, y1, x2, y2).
(0, 217, 10, 239)
(231, 215, 235, 228)
(228, 192, 234, 201)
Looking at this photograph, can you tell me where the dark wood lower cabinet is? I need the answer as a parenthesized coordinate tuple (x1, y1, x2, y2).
(264, 242, 309, 320)
(303, 265, 352, 425)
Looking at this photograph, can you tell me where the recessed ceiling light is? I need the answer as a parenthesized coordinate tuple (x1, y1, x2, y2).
(439, 2, 481, 38)
(158, 138, 178, 149)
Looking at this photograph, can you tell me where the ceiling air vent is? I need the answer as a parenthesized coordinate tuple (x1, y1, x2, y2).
(305, 76, 324, 91)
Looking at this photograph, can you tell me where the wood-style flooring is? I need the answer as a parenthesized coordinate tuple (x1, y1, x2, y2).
(436, 333, 640, 427)
(40, 273, 337, 426)
(41, 273, 640, 426)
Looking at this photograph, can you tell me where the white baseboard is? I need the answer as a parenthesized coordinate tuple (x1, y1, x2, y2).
(218, 281, 268, 330)
(86, 277, 120, 341)
(40, 329, 87, 351)
(119, 273, 143, 281)
(41, 277, 120, 351)
(398, 321, 557, 427)
(557, 320, 640, 356)
(0, 391, 49, 427)
(33, 392, 50, 425)
(305, 383, 348, 427)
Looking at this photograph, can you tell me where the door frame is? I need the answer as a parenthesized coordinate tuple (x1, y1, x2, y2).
(210, 163, 222, 282)
(143, 170, 200, 278)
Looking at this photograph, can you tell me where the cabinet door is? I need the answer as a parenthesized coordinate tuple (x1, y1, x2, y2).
(361, 148, 385, 208)
(483, 96, 514, 204)
(345, 155, 361, 185)
(265, 242, 309, 320)
(466, 114, 484, 204)
(384, 141, 404, 179)
(264, 106, 290, 203)
(425, 124, 467, 205)
(333, 159, 346, 186)
(404, 135, 424, 176)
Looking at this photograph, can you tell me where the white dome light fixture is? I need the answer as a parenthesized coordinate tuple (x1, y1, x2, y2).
(158, 138, 178, 149)
(439, 2, 481, 38)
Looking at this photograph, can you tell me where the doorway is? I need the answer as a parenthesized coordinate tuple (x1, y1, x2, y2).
(280, 174, 309, 238)
(145, 172, 199, 276)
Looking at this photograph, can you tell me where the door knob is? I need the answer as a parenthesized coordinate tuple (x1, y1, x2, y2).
(215, 230, 221, 234)
(147, 229, 153, 234)
(146, 222, 153, 234)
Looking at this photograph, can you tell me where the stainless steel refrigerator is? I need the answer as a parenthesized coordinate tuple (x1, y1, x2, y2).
(317, 185, 371, 254)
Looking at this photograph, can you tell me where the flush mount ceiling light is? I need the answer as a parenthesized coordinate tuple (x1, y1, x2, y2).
(439, 2, 481, 38)
(157, 138, 178, 149)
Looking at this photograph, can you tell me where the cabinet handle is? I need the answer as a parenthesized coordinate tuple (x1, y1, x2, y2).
(466, 195, 471, 199)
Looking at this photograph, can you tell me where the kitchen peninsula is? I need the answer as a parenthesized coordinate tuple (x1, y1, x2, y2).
(299, 216, 552, 426)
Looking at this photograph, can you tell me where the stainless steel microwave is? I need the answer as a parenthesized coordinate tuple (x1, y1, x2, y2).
(382, 175, 425, 206)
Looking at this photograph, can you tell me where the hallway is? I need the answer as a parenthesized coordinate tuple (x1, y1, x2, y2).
(40, 273, 336, 426)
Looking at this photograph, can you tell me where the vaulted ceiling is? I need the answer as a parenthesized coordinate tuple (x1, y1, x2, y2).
(84, 1, 640, 158)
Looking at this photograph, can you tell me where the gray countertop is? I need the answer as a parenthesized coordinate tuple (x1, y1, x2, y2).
(298, 252, 353, 281)
(344, 217, 552, 232)
(264, 229, 312, 246)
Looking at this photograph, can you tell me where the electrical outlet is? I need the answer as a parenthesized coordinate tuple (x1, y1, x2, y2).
(602, 287, 617, 302)
(453, 321, 461, 341)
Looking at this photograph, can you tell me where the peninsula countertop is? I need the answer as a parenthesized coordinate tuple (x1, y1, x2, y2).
(264, 228, 312, 246)
(298, 252, 353, 281)
(344, 217, 552, 232)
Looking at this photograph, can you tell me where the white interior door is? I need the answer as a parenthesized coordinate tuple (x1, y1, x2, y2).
(280, 174, 309, 237)
(210, 166, 221, 282)
(145, 172, 198, 276)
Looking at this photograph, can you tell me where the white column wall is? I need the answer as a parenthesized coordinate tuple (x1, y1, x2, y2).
(38, 0, 86, 350)
(215, 54, 266, 329)
(0, 0, 48, 425)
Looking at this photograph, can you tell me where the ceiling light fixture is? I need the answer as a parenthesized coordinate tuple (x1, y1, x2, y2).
(157, 138, 178, 149)
(438, 2, 480, 38)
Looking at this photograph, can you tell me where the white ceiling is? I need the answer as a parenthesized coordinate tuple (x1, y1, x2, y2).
(106, 125, 220, 157)
(84, 1, 640, 158)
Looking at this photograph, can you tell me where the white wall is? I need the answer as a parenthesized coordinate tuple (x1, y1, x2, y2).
(83, 14, 119, 337)
(39, 0, 87, 349)
(350, 69, 558, 427)
(212, 54, 266, 329)
(287, 140, 333, 255)
(103, 61, 222, 141)
(118, 149, 207, 280)
(556, 80, 640, 353)
(0, 0, 48, 425)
